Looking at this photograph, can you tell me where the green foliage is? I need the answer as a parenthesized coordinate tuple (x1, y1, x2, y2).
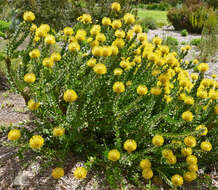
(146, 2, 171, 11)
(167, 1, 213, 33)
(138, 17, 158, 29)
(163, 36, 179, 51)
(190, 38, 201, 46)
(4, 3, 218, 188)
(181, 29, 188, 37)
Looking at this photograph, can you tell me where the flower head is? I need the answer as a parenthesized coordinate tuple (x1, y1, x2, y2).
(124, 13, 135, 24)
(182, 111, 194, 122)
(63, 89, 78, 102)
(200, 141, 212, 151)
(140, 159, 151, 169)
(24, 73, 36, 83)
(64, 27, 74, 36)
(23, 11, 35, 21)
(111, 2, 121, 12)
(197, 63, 209, 72)
(28, 99, 40, 111)
(113, 82, 125, 94)
(29, 49, 40, 58)
(171, 174, 183, 187)
(52, 168, 64, 179)
(181, 147, 192, 156)
(108, 149, 120, 161)
(93, 63, 107, 75)
(137, 85, 148, 95)
(184, 136, 196, 147)
(8, 129, 21, 141)
(74, 167, 87, 179)
(29, 135, 44, 149)
(195, 125, 208, 136)
(152, 135, 164, 146)
(53, 127, 65, 137)
(142, 168, 153, 179)
(123, 139, 137, 153)
(183, 171, 197, 182)
(186, 155, 198, 165)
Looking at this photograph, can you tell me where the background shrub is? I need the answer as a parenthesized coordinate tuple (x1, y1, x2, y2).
(181, 29, 188, 36)
(163, 36, 179, 51)
(138, 17, 158, 29)
(190, 38, 201, 46)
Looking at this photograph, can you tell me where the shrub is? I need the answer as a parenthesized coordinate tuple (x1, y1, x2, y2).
(4, 2, 217, 189)
(163, 36, 179, 51)
(190, 38, 201, 46)
(181, 29, 188, 36)
(138, 17, 158, 29)
(146, 2, 171, 11)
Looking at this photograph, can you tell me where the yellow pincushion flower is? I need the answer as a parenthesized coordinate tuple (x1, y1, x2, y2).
(181, 147, 192, 157)
(29, 49, 40, 58)
(137, 33, 147, 42)
(53, 127, 65, 137)
(112, 20, 122, 29)
(152, 37, 162, 45)
(215, 105, 218, 114)
(162, 149, 173, 158)
(8, 129, 21, 141)
(115, 30, 126, 38)
(29, 135, 44, 149)
(64, 27, 74, 36)
(113, 82, 125, 94)
(111, 2, 121, 12)
(86, 58, 96, 67)
(75, 29, 87, 41)
(28, 99, 40, 111)
(126, 30, 134, 40)
(123, 13, 135, 24)
(40, 24, 50, 32)
(164, 95, 172, 103)
(68, 42, 80, 52)
(133, 56, 141, 64)
(112, 38, 125, 48)
(74, 167, 87, 179)
(166, 155, 177, 164)
(44, 34, 56, 45)
(197, 63, 209, 72)
(185, 45, 191, 51)
(123, 139, 137, 153)
(152, 135, 164, 146)
(30, 24, 37, 32)
(24, 73, 36, 83)
(151, 87, 162, 95)
(188, 164, 198, 172)
(182, 111, 193, 122)
(209, 89, 218, 100)
(102, 17, 111, 26)
(137, 85, 148, 95)
(190, 73, 198, 80)
(171, 174, 183, 187)
(77, 14, 92, 24)
(102, 46, 112, 57)
(93, 64, 107, 75)
(51, 52, 61, 62)
(186, 155, 198, 165)
(142, 168, 153, 179)
(184, 136, 196, 147)
(63, 89, 78, 102)
(35, 27, 47, 38)
(211, 74, 216, 79)
(195, 125, 208, 136)
(108, 149, 120, 161)
(90, 25, 101, 35)
(114, 68, 123, 76)
(200, 141, 212, 151)
(184, 96, 194, 105)
(52, 168, 64, 179)
(140, 159, 151, 169)
(42, 57, 54, 68)
(92, 46, 102, 56)
(96, 33, 106, 42)
(192, 59, 198, 65)
(23, 11, 35, 21)
(133, 24, 142, 33)
(183, 171, 197, 182)
(126, 80, 132, 86)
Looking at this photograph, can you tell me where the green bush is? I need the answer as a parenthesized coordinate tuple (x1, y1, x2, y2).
(138, 17, 158, 29)
(190, 38, 201, 46)
(146, 2, 171, 11)
(163, 36, 179, 51)
(4, 2, 218, 189)
(181, 29, 188, 36)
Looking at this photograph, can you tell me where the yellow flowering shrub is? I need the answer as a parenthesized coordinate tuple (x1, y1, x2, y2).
(4, 2, 217, 189)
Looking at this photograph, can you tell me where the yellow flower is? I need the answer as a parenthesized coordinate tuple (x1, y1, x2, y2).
(51, 52, 61, 62)
(23, 11, 35, 21)
(111, 2, 121, 12)
(102, 46, 112, 57)
(185, 45, 191, 51)
(137, 33, 147, 42)
(42, 57, 54, 68)
(115, 30, 126, 38)
(211, 74, 216, 79)
(86, 58, 96, 67)
(186, 155, 198, 165)
(29, 135, 44, 149)
(171, 174, 183, 187)
(137, 85, 148, 95)
(182, 111, 193, 122)
(96, 33, 106, 42)
(184, 96, 194, 105)
(123, 139, 137, 153)
(215, 105, 218, 114)
(64, 27, 74, 36)
(126, 80, 132, 86)
(114, 68, 123, 76)
(192, 59, 198, 64)
(151, 87, 162, 95)
(200, 141, 212, 151)
(92, 46, 102, 56)
(126, 30, 134, 40)
(133, 24, 142, 33)
(209, 89, 218, 100)
(113, 82, 125, 94)
(142, 168, 153, 179)
(152, 135, 164, 146)
(164, 95, 172, 103)
(166, 155, 177, 164)
(140, 159, 151, 169)
(53, 127, 65, 137)
(197, 63, 209, 72)
(190, 73, 198, 80)
(133, 56, 141, 64)
(44, 34, 56, 45)
(74, 167, 87, 179)
(75, 29, 87, 41)
(181, 147, 192, 157)
(124, 13, 135, 24)
(195, 125, 208, 136)
(40, 24, 50, 32)
(33, 36, 40, 43)
(152, 37, 162, 45)
(28, 99, 40, 111)
(184, 136, 196, 147)
(112, 38, 125, 48)
(29, 49, 40, 58)
(162, 149, 173, 158)
(183, 171, 197, 182)
(30, 24, 37, 32)
(93, 63, 107, 75)
(77, 14, 92, 24)
(188, 164, 198, 172)
(112, 20, 122, 29)
(8, 129, 21, 141)
(63, 89, 78, 102)
(102, 17, 111, 26)
(108, 149, 120, 161)
(52, 168, 64, 179)
(90, 25, 101, 36)
(24, 73, 36, 83)
(35, 27, 47, 38)
(68, 42, 80, 52)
